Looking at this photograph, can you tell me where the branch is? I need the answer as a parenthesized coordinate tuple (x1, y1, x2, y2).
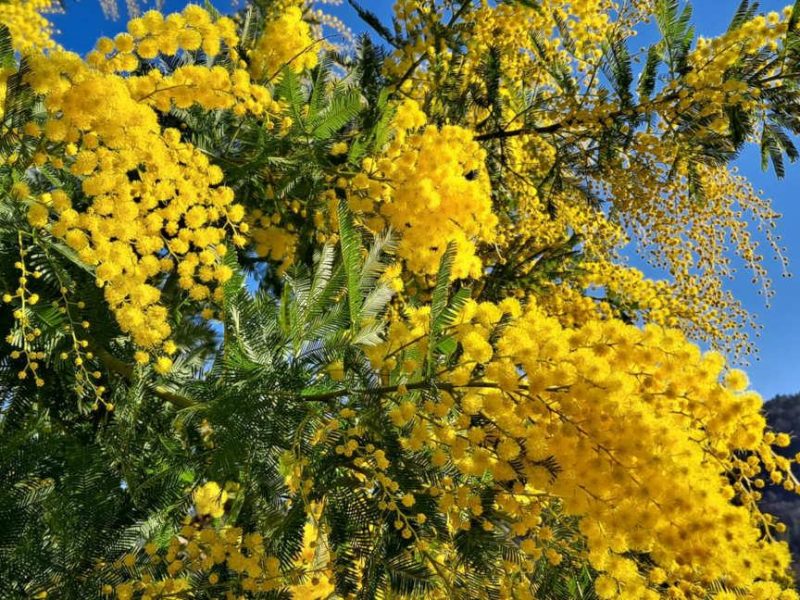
(474, 120, 569, 141)
(298, 378, 565, 403)
(94, 346, 196, 409)
(475, 91, 682, 141)
(389, 0, 472, 94)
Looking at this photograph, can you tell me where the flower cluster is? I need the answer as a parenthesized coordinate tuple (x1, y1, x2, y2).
(108, 482, 284, 598)
(248, 4, 319, 79)
(107, 481, 336, 599)
(248, 207, 299, 272)
(15, 7, 269, 358)
(350, 100, 498, 280)
(382, 0, 790, 357)
(0, 0, 55, 52)
(112, 6, 237, 63)
(3, 235, 48, 387)
(193, 480, 228, 518)
(366, 296, 800, 597)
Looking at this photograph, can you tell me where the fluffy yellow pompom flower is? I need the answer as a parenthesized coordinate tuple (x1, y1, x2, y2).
(193, 481, 228, 518)
(724, 368, 750, 392)
(330, 141, 348, 156)
(594, 575, 617, 599)
(154, 356, 173, 374)
(26, 202, 49, 228)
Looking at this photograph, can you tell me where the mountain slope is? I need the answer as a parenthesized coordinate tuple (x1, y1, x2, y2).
(763, 392, 800, 577)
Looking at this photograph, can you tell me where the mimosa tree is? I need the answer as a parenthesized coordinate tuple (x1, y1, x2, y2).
(2, 0, 800, 598)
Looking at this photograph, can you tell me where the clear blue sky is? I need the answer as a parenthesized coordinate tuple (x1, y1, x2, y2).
(48, 1, 799, 399)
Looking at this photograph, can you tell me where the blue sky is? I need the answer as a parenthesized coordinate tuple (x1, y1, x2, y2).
(48, 1, 799, 399)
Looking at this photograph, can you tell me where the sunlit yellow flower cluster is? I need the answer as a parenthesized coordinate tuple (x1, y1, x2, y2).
(687, 9, 790, 92)
(248, 5, 318, 79)
(381, 0, 789, 357)
(0, 0, 55, 52)
(110, 484, 283, 597)
(389, 0, 629, 100)
(366, 296, 800, 597)
(12, 7, 274, 356)
(83, 7, 272, 117)
(3, 1, 800, 598)
(580, 260, 693, 328)
(2, 230, 109, 403)
(462, 2, 558, 88)
(248, 207, 299, 271)
(287, 520, 336, 599)
(193, 480, 228, 518)
(605, 140, 786, 354)
(108, 482, 335, 599)
(351, 100, 498, 279)
(129, 65, 274, 117)
(22, 52, 239, 348)
(96, 6, 238, 65)
(4, 235, 50, 388)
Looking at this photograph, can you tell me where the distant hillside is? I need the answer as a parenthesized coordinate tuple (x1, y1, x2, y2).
(765, 393, 800, 444)
(763, 392, 800, 577)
